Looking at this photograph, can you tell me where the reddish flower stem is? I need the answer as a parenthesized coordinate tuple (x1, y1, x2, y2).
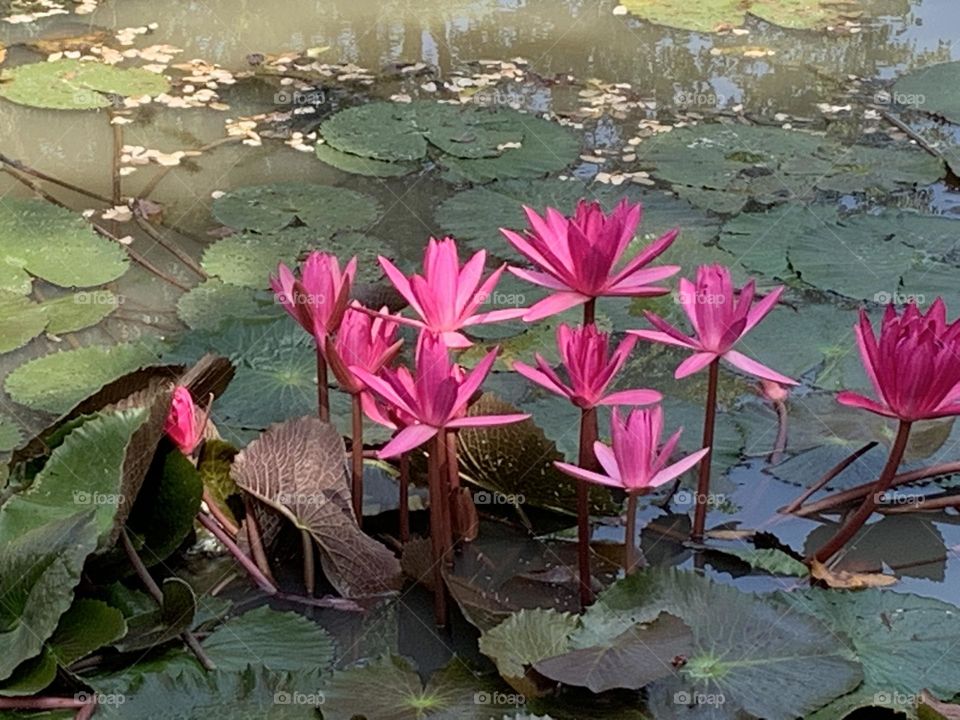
(316, 345, 330, 422)
(196, 511, 279, 595)
(427, 433, 449, 626)
(446, 428, 460, 546)
(692, 358, 720, 542)
(301, 529, 316, 596)
(770, 401, 788, 465)
(575, 298, 599, 607)
(0, 699, 86, 710)
(812, 420, 913, 564)
(202, 488, 239, 538)
(351, 392, 364, 525)
(779, 441, 878, 516)
(75, 698, 97, 720)
(790, 459, 960, 518)
(399, 452, 410, 542)
(625, 493, 639, 575)
(243, 496, 276, 585)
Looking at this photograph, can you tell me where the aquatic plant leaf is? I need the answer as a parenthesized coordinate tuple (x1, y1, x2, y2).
(41, 291, 118, 335)
(578, 569, 862, 720)
(114, 578, 196, 653)
(0, 291, 46, 352)
(200, 606, 335, 673)
(315, 141, 418, 176)
(0, 649, 57, 697)
(534, 613, 694, 693)
(0, 59, 169, 110)
(231, 416, 401, 597)
(216, 353, 317, 430)
(0, 199, 128, 290)
(320, 102, 429, 161)
(47, 598, 127, 667)
(5, 341, 160, 414)
(0, 408, 148, 548)
(709, 546, 808, 577)
(479, 608, 578, 681)
(436, 179, 718, 263)
(176, 280, 280, 330)
(211, 182, 380, 234)
(0, 416, 22, 452)
(0, 513, 98, 682)
(893, 60, 960, 124)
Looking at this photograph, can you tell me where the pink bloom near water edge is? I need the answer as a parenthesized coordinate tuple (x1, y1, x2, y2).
(630, 263, 797, 385)
(270, 251, 357, 342)
(351, 332, 529, 458)
(326, 303, 403, 395)
(500, 198, 681, 321)
(164, 386, 204, 456)
(556, 406, 709, 494)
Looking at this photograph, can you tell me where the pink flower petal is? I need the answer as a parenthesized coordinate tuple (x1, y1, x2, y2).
(648, 447, 710, 488)
(553, 461, 622, 489)
(722, 350, 797, 385)
(675, 352, 718, 379)
(599, 388, 663, 406)
(522, 291, 589, 322)
(836, 391, 896, 418)
(513, 361, 572, 399)
(447, 413, 530, 428)
(378, 424, 439, 459)
(628, 328, 697, 350)
(742, 285, 784, 335)
(508, 266, 570, 291)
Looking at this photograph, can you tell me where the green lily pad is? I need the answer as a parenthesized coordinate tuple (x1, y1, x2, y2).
(709, 547, 808, 577)
(0, 513, 98, 683)
(0, 199, 129, 291)
(314, 142, 418, 177)
(0, 416, 22, 452)
(578, 569, 862, 720)
(321, 103, 430, 162)
(0, 649, 57, 697)
(5, 341, 160, 414)
(114, 578, 197, 653)
(41, 291, 119, 335)
(176, 280, 281, 330)
(892, 61, 960, 124)
(0, 291, 46, 352)
(201, 606, 336, 673)
(479, 608, 578, 683)
(211, 183, 379, 234)
(0, 59, 169, 110)
(217, 352, 317, 429)
(47, 598, 127, 668)
(0, 408, 149, 548)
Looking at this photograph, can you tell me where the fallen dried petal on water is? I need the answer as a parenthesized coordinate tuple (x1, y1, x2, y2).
(810, 559, 898, 589)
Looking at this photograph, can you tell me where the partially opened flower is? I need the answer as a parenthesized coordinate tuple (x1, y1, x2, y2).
(501, 199, 680, 321)
(838, 300, 960, 421)
(325, 303, 403, 395)
(513, 323, 661, 409)
(270, 251, 356, 342)
(555, 406, 709, 494)
(352, 332, 529, 458)
(630, 264, 796, 385)
(377, 238, 526, 349)
(164, 386, 208, 456)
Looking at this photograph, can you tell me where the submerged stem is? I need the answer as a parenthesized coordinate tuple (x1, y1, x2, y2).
(812, 420, 913, 564)
(691, 358, 720, 543)
(779, 441, 878, 516)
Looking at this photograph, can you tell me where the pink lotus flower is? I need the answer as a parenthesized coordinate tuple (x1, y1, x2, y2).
(555, 406, 709, 493)
(377, 238, 526, 349)
(352, 332, 529, 458)
(513, 324, 661, 409)
(164, 386, 207, 456)
(838, 300, 960, 421)
(270, 251, 357, 342)
(629, 264, 797, 385)
(500, 199, 680, 321)
(325, 303, 403, 395)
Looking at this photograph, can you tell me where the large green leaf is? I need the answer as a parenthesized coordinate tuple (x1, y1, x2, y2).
(5, 341, 159, 414)
(0, 416, 22, 453)
(211, 183, 379, 234)
(478, 608, 578, 682)
(0, 291, 47, 352)
(0, 409, 148, 548)
(176, 280, 280, 330)
(0, 513, 98, 682)
(618, 0, 888, 31)
(321, 102, 430, 161)
(578, 569, 863, 719)
(47, 598, 127, 667)
(201, 606, 336, 673)
(114, 578, 196, 653)
(0, 59, 169, 110)
(41, 291, 119, 335)
(0, 199, 129, 292)
(893, 61, 960, 124)
(314, 142, 417, 177)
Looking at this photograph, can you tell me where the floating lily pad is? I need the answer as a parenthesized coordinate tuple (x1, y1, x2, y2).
(42, 291, 119, 335)
(479, 608, 578, 685)
(320, 102, 430, 161)
(211, 183, 380, 234)
(436, 178, 718, 263)
(176, 280, 280, 330)
(47, 598, 127, 668)
(314, 142, 417, 177)
(0, 416, 22, 452)
(0, 291, 47, 353)
(892, 60, 960, 124)
(5, 341, 159, 414)
(0, 199, 129, 292)
(0, 59, 169, 110)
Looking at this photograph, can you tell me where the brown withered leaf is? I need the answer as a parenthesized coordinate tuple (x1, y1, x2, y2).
(231, 416, 401, 597)
(810, 559, 898, 589)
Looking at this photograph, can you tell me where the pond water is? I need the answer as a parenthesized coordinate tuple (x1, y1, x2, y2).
(2, 0, 960, 717)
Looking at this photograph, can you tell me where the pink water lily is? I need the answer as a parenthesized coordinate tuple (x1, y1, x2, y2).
(352, 332, 529, 458)
(513, 323, 661, 409)
(270, 251, 356, 342)
(164, 386, 207, 456)
(838, 300, 960, 421)
(501, 198, 680, 321)
(630, 264, 797, 385)
(325, 303, 403, 395)
(377, 237, 526, 349)
(555, 406, 709, 494)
